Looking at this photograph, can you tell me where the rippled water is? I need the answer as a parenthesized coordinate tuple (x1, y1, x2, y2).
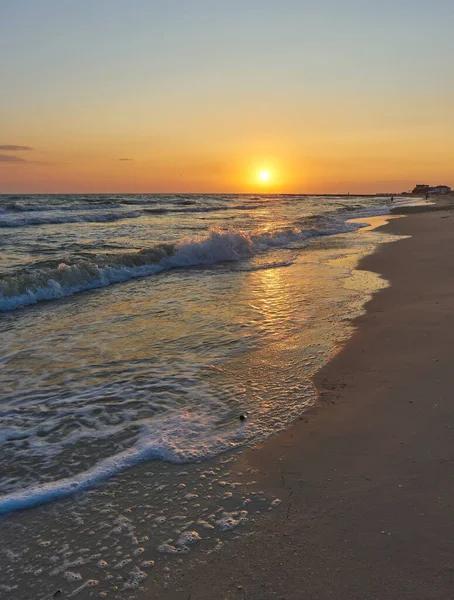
(0, 193, 418, 598)
(0, 193, 392, 309)
(0, 194, 415, 515)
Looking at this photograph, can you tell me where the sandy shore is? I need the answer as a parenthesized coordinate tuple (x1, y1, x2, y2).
(149, 203, 454, 599)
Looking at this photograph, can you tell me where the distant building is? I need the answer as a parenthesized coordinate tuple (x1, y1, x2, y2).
(412, 184, 451, 195)
(430, 185, 452, 195)
(412, 184, 430, 195)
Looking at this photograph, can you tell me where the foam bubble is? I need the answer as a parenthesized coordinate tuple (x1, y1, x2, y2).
(68, 579, 99, 598)
(64, 571, 82, 582)
(215, 510, 248, 531)
(177, 531, 201, 546)
(123, 566, 148, 590)
(157, 543, 188, 555)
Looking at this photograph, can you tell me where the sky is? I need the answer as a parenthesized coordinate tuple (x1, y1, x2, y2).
(1, 0, 454, 194)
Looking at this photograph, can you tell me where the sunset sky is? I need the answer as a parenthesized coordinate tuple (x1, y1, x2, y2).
(1, 0, 454, 194)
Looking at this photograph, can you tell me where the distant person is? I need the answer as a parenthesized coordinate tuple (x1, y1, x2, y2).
(390, 196, 394, 202)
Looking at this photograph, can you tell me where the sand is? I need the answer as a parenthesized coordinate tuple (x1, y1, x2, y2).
(148, 203, 454, 599)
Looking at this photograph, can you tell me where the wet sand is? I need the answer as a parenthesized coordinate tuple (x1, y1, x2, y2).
(150, 203, 454, 599)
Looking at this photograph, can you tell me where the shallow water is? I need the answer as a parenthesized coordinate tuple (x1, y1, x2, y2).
(0, 194, 413, 512)
(0, 194, 415, 598)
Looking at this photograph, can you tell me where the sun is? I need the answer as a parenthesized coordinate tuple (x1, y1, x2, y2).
(258, 169, 272, 183)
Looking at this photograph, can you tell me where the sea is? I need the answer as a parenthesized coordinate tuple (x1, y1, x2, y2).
(0, 193, 418, 598)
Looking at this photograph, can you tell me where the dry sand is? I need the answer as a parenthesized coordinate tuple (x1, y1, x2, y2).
(148, 204, 454, 599)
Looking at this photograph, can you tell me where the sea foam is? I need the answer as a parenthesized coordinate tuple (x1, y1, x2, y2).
(0, 221, 363, 312)
(0, 405, 244, 515)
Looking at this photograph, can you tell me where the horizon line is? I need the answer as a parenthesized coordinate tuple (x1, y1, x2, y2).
(0, 191, 406, 197)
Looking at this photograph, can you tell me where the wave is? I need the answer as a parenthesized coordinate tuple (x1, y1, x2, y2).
(0, 200, 265, 227)
(0, 221, 363, 312)
(336, 205, 391, 218)
(0, 407, 238, 515)
(142, 206, 227, 215)
(1, 200, 122, 212)
(0, 372, 317, 515)
(1, 198, 199, 213)
(143, 204, 261, 215)
(0, 207, 229, 228)
(0, 209, 142, 228)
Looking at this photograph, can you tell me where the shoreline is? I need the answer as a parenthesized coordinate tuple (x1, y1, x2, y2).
(150, 203, 454, 598)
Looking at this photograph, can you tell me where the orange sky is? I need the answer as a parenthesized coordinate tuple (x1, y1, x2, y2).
(2, 127, 452, 195)
(1, 1, 454, 194)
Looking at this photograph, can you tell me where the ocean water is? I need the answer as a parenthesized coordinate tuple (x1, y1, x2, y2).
(0, 193, 416, 598)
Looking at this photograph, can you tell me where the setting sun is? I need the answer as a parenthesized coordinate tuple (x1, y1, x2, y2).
(258, 169, 272, 183)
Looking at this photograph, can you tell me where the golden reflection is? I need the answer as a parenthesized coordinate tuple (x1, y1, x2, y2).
(248, 264, 308, 340)
(346, 214, 403, 233)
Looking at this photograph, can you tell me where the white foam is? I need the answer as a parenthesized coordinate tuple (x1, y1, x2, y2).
(0, 221, 364, 313)
(215, 510, 248, 531)
(0, 407, 238, 515)
(177, 531, 201, 546)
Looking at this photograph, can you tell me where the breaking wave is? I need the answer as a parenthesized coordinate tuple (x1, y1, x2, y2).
(0, 408, 233, 515)
(0, 221, 362, 312)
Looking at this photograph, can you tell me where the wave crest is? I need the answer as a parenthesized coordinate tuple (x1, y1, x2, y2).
(0, 222, 361, 312)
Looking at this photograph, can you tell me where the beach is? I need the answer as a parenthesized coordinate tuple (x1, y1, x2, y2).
(146, 202, 454, 599)
(4, 2, 454, 598)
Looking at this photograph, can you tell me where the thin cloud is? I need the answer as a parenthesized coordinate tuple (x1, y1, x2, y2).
(0, 154, 57, 166)
(0, 145, 34, 151)
(0, 154, 28, 163)
(118, 158, 134, 161)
